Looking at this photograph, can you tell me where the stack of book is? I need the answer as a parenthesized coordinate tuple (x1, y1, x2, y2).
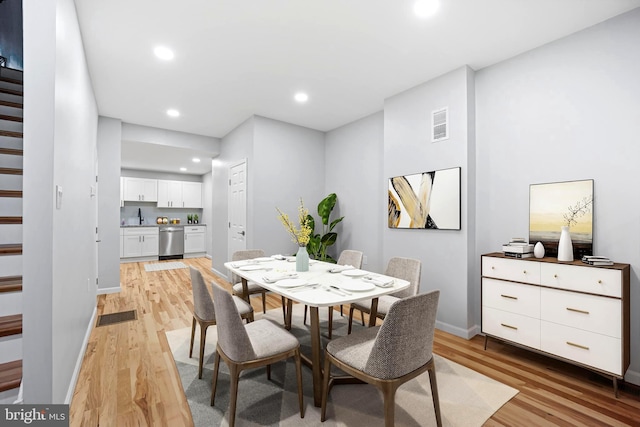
(582, 255, 614, 266)
(502, 238, 534, 258)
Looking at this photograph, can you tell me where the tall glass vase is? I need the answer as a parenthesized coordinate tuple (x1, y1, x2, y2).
(296, 246, 309, 272)
(557, 226, 574, 262)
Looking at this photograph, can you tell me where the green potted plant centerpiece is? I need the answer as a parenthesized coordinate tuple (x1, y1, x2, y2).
(276, 198, 312, 272)
(306, 193, 344, 263)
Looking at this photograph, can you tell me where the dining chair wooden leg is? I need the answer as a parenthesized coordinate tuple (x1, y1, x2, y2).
(382, 383, 397, 427)
(320, 352, 332, 421)
(347, 306, 355, 334)
(340, 304, 344, 316)
(303, 305, 308, 325)
(294, 349, 305, 418)
(360, 310, 365, 326)
(189, 316, 196, 358)
(285, 298, 293, 331)
(267, 364, 271, 380)
(228, 364, 240, 427)
(428, 362, 443, 427)
(281, 296, 287, 323)
(261, 291, 267, 314)
(198, 323, 209, 379)
(210, 351, 221, 405)
(327, 306, 334, 339)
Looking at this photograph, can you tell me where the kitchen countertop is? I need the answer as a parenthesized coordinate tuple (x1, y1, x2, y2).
(120, 224, 206, 227)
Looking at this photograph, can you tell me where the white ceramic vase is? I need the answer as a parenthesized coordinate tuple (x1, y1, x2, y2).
(534, 241, 545, 259)
(557, 226, 574, 262)
(296, 246, 309, 272)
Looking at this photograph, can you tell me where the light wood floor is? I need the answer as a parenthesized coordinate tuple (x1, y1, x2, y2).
(69, 258, 640, 426)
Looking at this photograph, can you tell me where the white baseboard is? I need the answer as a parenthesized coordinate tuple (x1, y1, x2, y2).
(436, 321, 480, 340)
(211, 267, 228, 281)
(625, 369, 640, 386)
(97, 286, 121, 295)
(65, 306, 96, 404)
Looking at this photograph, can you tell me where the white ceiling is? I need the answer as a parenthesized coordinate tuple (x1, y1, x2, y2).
(74, 0, 640, 173)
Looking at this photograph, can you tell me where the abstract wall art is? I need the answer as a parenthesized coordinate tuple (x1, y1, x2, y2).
(388, 167, 461, 230)
(529, 179, 593, 258)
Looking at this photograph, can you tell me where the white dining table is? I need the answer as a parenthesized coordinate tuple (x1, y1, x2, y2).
(224, 256, 409, 406)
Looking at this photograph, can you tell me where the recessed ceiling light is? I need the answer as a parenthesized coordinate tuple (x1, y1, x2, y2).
(167, 109, 180, 117)
(414, 0, 439, 18)
(192, 158, 201, 163)
(180, 167, 187, 172)
(294, 92, 309, 103)
(154, 46, 174, 60)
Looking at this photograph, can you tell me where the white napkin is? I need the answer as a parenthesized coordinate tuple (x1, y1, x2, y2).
(329, 264, 354, 273)
(262, 273, 298, 283)
(363, 276, 394, 287)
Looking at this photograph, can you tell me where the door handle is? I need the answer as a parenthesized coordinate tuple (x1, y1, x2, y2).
(95, 240, 101, 243)
(238, 231, 245, 236)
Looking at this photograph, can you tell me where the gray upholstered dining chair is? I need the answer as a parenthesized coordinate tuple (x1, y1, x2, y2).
(321, 290, 442, 427)
(347, 256, 421, 334)
(210, 281, 305, 427)
(188, 267, 254, 379)
(303, 249, 363, 338)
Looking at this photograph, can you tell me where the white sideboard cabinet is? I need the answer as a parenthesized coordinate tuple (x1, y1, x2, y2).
(481, 253, 630, 396)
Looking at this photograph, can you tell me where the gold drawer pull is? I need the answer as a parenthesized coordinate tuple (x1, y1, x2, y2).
(566, 307, 589, 315)
(566, 341, 590, 351)
(553, 274, 558, 278)
(491, 266, 495, 270)
(501, 294, 518, 300)
(597, 280, 602, 284)
(522, 270, 527, 274)
(501, 323, 518, 330)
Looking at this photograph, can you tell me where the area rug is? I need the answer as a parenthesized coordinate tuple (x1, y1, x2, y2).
(144, 261, 187, 272)
(167, 305, 518, 426)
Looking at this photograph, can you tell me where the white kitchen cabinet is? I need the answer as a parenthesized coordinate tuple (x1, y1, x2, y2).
(182, 182, 202, 208)
(157, 180, 202, 208)
(122, 227, 159, 258)
(481, 253, 630, 396)
(120, 177, 124, 207)
(184, 225, 205, 254)
(123, 177, 158, 202)
(119, 227, 124, 258)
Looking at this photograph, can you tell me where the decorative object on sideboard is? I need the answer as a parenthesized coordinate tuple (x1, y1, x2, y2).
(533, 241, 545, 258)
(557, 226, 574, 262)
(502, 237, 534, 258)
(187, 214, 193, 224)
(388, 166, 461, 230)
(529, 179, 593, 259)
(194, 214, 199, 224)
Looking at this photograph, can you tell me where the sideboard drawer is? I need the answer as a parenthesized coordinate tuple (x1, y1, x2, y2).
(541, 321, 622, 376)
(483, 307, 540, 350)
(482, 257, 540, 285)
(482, 278, 540, 318)
(540, 288, 621, 338)
(540, 263, 621, 298)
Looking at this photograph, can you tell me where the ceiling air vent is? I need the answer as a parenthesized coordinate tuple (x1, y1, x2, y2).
(432, 107, 449, 142)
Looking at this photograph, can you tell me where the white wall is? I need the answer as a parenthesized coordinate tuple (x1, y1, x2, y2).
(202, 170, 213, 256)
(97, 117, 122, 292)
(253, 116, 325, 257)
(211, 117, 255, 275)
(475, 8, 640, 383)
(383, 66, 475, 337)
(325, 112, 385, 272)
(23, 0, 99, 403)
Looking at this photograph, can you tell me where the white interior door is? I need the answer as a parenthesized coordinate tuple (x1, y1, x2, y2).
(228, 160, 247, 260)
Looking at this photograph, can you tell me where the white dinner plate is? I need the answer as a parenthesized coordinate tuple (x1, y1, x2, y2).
(341, 269, 368, 277)
(276, 278, 308, 288)
(339, 281, 375, 291)
(252, 257, 273, 262)
(238, 264, 267, 271)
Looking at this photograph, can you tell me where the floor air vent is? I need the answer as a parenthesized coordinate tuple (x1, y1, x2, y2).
(96, 310, 137, 327)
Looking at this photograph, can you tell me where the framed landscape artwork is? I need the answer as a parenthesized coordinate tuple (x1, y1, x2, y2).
(388, 166, 461, 230)
(529, 179, 593, 258)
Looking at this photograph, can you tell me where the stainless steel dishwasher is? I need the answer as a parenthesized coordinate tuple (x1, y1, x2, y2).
(159, 226, 184, 260)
